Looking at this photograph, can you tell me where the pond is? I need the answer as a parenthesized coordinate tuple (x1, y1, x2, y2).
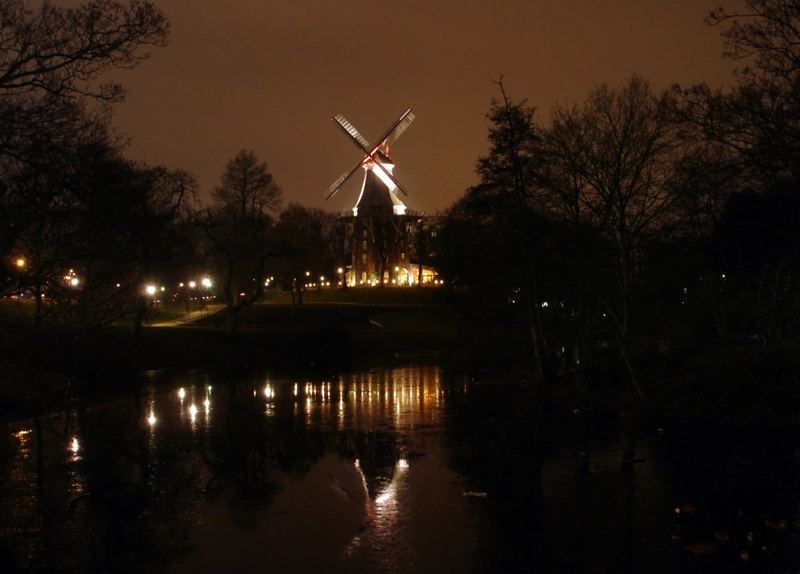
(1, 364, 800, 572)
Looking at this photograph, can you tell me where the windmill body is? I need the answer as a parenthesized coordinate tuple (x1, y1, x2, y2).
(352, 153, 406, 218)
(327, 109, 434, 286)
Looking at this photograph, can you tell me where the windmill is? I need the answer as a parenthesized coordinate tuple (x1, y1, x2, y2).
(326, 108, 422, 286)
(327, 108, 415, 216)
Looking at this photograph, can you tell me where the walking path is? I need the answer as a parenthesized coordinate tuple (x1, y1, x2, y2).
(149, 304, 225, 327)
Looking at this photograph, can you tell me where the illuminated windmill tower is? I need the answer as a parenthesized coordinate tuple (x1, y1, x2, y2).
(327, 109, 423, 286)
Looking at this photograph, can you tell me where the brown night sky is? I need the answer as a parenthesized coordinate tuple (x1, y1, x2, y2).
(101, 0, 739, 214)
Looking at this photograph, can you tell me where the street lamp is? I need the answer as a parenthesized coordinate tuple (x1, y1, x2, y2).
(145, 284, 157, 296)
(200, 277, 213, 301)
(14, 257, 26, 270)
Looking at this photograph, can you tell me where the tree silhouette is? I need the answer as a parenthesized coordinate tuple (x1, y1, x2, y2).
(205, 150, 282, 334)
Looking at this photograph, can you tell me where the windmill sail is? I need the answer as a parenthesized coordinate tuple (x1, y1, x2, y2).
(326, 108, 414, 200)
(370, 109, 414, 155)
(387, 110, 415, 145)
(333, 115, 371, 151)
(326, 160, 362, 199)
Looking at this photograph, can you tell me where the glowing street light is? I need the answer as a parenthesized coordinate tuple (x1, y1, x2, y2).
(14, 257, 26, 269)
(188, 281, 197, 289)
(145, 284, 157, 296)
(69, 277, 80, 287)
(201, 277, 212, 288)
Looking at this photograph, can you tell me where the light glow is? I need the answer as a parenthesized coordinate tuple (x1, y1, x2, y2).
(371, 163, 397, 191)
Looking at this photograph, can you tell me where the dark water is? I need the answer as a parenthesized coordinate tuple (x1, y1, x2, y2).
(1, 365, 800, 573)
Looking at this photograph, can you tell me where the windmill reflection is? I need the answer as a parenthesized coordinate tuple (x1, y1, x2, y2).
(344, 455, 412, 557)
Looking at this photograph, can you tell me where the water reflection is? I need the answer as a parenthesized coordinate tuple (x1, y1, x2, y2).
(0, 366, 468, 573)
(4, 365, 797, 573)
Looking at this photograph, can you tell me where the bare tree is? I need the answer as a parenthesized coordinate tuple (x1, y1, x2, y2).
(544, 77, 683, 398)
(709, 0, 800, 81)
(682, 1, 800, 181)
(0, 0, 168, 102)
(206, 150, 282, 334)
(674, 2, 800, 344)
(476, 79, 548, 380)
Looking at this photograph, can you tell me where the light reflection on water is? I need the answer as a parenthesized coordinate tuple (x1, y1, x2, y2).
(0, 365, 475, 573)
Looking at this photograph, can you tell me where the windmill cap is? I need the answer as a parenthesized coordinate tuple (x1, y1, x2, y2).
(374, 149, 393, 164)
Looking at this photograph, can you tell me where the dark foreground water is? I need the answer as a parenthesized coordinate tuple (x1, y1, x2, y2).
(1, 364, 800, 573)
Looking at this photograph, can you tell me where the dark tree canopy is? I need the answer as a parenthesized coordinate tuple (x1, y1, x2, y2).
(212, 149, 282, 222)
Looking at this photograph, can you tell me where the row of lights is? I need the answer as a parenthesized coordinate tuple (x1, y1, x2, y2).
(145, 277, 212, 297)
(352, 278, 445, 287)
(12, 256, 445, 292)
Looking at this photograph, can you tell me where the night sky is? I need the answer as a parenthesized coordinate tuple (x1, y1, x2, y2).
(106, 0, 738, 213)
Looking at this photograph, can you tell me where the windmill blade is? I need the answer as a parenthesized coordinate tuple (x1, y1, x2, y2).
(371, 108, 414, 152)
(387, 110, 415, 145)
(333, 114, 371, 152)
(326, 159, 363, 199)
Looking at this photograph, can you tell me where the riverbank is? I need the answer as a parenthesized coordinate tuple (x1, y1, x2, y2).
(0, 300, 526, 417)
(2, 297, 800, 434)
